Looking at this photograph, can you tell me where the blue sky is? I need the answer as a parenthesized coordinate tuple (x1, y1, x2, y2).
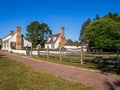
(0, 0, 120, 41)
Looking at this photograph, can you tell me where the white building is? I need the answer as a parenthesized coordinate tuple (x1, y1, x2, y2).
(63, 40, 88, 52)
(2, 26, 32, 51)
(45, 27, 88, 51)
(45, 34, 60, 49)
(45, 27, 66, 49)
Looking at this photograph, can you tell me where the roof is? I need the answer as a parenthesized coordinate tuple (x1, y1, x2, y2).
(49, 33, 60, 38)
(45, 33, 60, 44)
(2, 32, 15, 39)
(64, 39, 75, 46)
(2, 33, 16, 43)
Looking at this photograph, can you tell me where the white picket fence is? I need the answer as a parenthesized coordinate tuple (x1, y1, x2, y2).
(10, 49, 72, 55)
(9, 49, 87, 55)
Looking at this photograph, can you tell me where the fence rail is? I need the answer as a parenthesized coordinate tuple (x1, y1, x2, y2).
(10, 48, 120, 72)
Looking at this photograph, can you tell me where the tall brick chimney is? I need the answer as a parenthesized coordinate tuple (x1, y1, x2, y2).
(59, 27, 66, 47)
(16, 26, 22, 50)
(60, 27, 65, 39)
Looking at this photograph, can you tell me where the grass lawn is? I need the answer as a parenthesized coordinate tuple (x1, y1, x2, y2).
(0, 56, 95, 90)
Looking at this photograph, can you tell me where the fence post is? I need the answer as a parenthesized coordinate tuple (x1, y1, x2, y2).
(80, 44, 83, 64)
(26, 47, 29, 56)
(47, 46, 49, 60)
(31, 46, 32, 56)
(60, 47, 62, 61)
(116, 48, 120, 69)
(38, 46, 40, 57)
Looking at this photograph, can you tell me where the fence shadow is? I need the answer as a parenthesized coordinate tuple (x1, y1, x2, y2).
(105, 80, 120, 90)
(84, 55, 120, 74)
(0, 54, 5, 58)
(105, 81, 116, 90)
(37, 49, 120, 74)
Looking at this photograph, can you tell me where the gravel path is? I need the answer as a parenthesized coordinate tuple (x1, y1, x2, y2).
(0, 51, 120, 90)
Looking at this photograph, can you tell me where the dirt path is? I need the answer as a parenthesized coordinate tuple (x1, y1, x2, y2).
(0, 51, 120, 90)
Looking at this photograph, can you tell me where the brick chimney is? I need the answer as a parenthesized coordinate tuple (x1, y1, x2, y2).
(16, 26, 22, 50)
(10, 30, 14, 35)
(59, 27, 66, 47)
(60, 27, 65, 39)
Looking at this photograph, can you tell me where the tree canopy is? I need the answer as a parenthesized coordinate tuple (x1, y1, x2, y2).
(79, 18, 92, 43)
(86, 18, 120, 48)
(103, 12, 120, 22)
(26, 21, 52, 48)
(94, 14, 100, 21)
(80, 12, 120, 48)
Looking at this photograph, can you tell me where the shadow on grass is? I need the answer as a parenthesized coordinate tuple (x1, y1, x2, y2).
(84, 56, 120, 74)
(105, 80, 120, 90)
(0, 54, 6, 58)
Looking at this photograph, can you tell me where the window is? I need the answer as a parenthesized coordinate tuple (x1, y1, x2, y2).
(51, 44, 54, 49)
(7, 42, 9, 47)
(10, 42, 16, 49)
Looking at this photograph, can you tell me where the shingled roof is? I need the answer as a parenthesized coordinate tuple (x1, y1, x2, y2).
(45, 33, 60, 44)
(64, 39, 75, 46)
(2, 30, 15, 39)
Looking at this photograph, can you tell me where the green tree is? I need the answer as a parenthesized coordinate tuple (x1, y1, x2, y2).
(103, 12, 120, 22)
(74, 41, 80, 47)
(86, 18, 120, 48)
(94, 14, 100, 21)
(79, 18, 92, 43)
(26, 21, 52, 48)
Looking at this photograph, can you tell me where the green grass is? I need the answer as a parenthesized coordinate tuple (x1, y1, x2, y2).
(12, 52, 26, 56)
(0, 57, 95, 90)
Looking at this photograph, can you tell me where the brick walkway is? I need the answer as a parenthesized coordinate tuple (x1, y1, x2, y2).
(0, 51, 120, 90)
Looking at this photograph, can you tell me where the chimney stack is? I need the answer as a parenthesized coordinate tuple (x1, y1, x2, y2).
(16, 26, 22, 50)
(59, 27, 66, 47)
(10, 30, 14, 35)
(60, 27, 65, 39)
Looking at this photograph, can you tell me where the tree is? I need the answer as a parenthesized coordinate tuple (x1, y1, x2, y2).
(103, 12, 120, 22)
(26, 21, 52, 48)
(74, 41, 80, 47)
(94, 14, 100, 21)
(79, 18, 92, 43)
(86, 18, 120, 48)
